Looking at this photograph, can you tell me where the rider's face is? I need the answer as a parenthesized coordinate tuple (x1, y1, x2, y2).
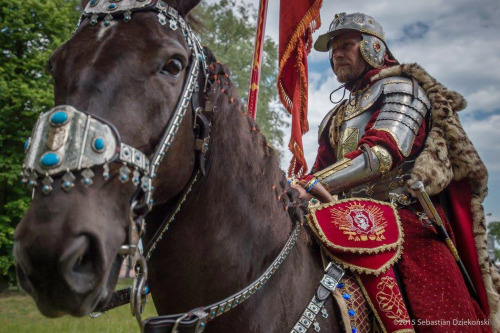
(329, 32, 366, 83)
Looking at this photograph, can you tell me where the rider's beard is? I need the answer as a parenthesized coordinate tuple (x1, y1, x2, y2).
(334, 60, 366, 84)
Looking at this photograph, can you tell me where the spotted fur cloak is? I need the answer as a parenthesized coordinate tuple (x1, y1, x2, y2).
(371, 63, 500, 331)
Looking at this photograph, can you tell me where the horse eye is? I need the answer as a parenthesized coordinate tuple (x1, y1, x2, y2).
(161, 58, 183, 76)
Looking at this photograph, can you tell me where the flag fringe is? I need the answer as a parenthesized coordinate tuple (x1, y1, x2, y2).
(277, 0, 322, 176)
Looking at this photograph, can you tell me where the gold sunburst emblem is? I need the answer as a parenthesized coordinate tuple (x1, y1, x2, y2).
(330, 202, 387, 242)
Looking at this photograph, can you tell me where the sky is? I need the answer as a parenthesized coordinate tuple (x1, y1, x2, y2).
(214, 0, 500, 222)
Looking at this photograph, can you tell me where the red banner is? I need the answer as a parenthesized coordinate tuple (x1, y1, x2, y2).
(277, 0, 322, 176)
(247, 0, 268, 120)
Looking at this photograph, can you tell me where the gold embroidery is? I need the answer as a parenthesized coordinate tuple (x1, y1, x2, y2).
(307, 198, 404, 256)
(330, 202, 387, 242)
(375, 276, 411, 323)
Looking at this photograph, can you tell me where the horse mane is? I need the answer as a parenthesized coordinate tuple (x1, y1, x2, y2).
(199, 46, 308, 225)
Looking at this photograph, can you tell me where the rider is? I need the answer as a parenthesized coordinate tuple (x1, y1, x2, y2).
(294, 12, 500, 332)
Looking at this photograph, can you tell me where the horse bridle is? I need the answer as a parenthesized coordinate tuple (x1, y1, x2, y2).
(22, 1, 345, 332)
(23, 0, 209, 323)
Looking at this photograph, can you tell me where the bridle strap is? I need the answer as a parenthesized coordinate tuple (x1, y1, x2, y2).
(142, 222, 302, 332)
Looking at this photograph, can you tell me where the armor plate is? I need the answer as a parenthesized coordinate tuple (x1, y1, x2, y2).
(314, 146, 392, 195)
(371, 77, 430, 156)
(336, 107, 376, 160)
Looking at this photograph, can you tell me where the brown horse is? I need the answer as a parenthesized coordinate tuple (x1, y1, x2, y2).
(14, 0, 342, 331)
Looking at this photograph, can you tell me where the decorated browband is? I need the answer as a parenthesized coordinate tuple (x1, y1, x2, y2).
(22, 105, 151, 195)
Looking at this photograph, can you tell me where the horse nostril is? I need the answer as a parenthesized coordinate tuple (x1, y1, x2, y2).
(60, 235, 100, 294)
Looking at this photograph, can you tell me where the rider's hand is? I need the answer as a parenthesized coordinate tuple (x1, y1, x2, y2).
(308, 182, 335, 203)
(291, 182, 313, 201)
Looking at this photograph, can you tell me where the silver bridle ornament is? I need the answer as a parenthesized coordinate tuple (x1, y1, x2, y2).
(22, 105, 151, 194)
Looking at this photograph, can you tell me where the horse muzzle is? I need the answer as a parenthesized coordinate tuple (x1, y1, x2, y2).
(13, 233, 109, 317)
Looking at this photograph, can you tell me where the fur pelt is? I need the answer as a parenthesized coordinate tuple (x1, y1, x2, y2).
(371, 63, 500, 331)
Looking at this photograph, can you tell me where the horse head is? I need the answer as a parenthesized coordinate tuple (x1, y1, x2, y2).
(13, 0, 204, 317)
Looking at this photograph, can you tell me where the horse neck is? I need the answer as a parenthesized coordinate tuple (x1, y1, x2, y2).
(147, 88, 298, 313)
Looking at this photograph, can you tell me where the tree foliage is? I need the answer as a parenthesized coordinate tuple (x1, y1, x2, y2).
(194, 0, 287, 149)
(488, 221, 500, 261)
(0, 0, 285, 285)
(0, 0, 80, 284)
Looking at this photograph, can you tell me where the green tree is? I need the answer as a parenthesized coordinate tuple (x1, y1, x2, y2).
(0, 0, 80, 285)
(488, 221, 500, 261)
(194, 0, 287, 149)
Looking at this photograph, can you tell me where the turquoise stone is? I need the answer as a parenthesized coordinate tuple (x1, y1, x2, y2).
(40, 152, 60, 168)
(200, 323, 205, 328)
(63, 181, 71, 188)
(108, 3, 117, 10)
(24, 138, 30, 152)
(50, 111, 68, 125)
(93, 138, 105, 151)
(90, 0, 98, 5)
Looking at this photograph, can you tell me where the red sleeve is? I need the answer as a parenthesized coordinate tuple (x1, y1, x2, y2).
(344, 109, 427, 167)
(300, 120, 337, 181)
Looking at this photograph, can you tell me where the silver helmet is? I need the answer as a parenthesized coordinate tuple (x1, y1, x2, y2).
(314, 12, 397, 69)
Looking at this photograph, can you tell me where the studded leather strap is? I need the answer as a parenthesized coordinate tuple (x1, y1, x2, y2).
(291, 262, 344, 333)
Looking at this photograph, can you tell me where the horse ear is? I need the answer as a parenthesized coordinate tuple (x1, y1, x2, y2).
(175, 0, 201, 17)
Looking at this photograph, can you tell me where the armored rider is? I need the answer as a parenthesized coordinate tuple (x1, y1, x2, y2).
(293, 12, 500, 332)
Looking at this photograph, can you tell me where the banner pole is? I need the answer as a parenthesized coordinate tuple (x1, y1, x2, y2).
(247, 0, 269, 120)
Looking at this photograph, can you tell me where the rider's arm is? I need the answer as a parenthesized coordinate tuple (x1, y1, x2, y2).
(311, 77, 430, 195)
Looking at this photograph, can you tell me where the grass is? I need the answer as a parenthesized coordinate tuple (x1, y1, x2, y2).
(0, 279, 157, 333)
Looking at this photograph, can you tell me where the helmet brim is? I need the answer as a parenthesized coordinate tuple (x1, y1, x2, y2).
(313, 28, 360, 52)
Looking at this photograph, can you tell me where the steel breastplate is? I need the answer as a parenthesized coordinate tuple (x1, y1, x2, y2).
(335, 105, 377, 160)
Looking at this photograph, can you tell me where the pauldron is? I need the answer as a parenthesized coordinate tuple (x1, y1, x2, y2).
(370, 77, 430, 156)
